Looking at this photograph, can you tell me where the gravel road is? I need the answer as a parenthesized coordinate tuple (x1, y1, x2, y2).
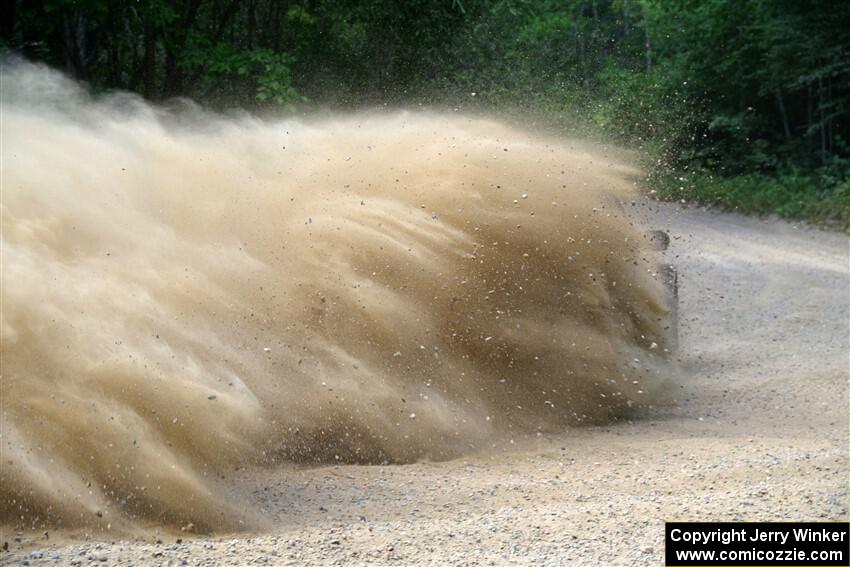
(3, 201, 848, 566)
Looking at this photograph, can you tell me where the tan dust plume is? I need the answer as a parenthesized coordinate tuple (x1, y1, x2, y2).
(1, 62, 673, 532)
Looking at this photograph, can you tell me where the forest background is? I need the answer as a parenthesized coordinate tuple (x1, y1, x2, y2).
(3, 0, 848, 227)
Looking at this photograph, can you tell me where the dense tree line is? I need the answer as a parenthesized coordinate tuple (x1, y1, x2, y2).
(3, 0, 849, 221)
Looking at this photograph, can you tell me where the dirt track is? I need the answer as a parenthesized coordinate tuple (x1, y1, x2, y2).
(3, 201, 848, 566)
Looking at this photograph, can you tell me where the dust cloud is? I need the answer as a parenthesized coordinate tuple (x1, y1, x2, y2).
(1, 61, 673, 532)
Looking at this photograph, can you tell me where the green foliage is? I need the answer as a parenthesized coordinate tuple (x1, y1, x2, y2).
(590, 63, 692, 161)
(655, 168, 850, 230)
(180, 37, 303, 108)
(252, 50, 303, 108)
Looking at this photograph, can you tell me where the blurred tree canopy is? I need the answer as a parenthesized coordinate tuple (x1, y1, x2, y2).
(3, 0, 849, 189)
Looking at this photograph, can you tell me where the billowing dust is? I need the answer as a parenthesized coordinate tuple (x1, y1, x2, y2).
(1, 62, 673, 533)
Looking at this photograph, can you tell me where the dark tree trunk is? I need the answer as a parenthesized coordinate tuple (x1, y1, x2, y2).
(0, 0, 24, 47)
(248, 0, 255, 50)
(807, 83, 813, 154)
(818, 76, 827, 163)
(271, 1, 281, 51)
(775, 88, 792, 140)
(61, 12, 87, 79)
(592, 0, 600, 35)
(213, 0, 241, 43)
(827, 76, 833, 156)
(143, 19, 157, 98)
(164, 0, 204, 97)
